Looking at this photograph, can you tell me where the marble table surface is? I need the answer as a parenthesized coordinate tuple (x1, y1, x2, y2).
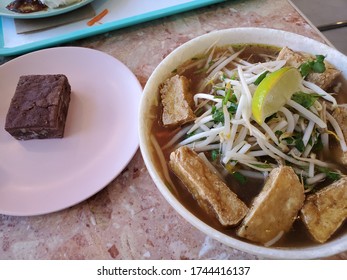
(0, 0, 346, 260)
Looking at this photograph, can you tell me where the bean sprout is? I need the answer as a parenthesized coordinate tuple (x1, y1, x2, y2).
(166, 45, 345, 190)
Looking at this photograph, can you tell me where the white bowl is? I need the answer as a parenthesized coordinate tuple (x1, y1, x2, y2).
(138, 28, 347, 259)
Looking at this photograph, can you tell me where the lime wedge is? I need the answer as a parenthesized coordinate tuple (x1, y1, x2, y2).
(252, 67, 302, 124)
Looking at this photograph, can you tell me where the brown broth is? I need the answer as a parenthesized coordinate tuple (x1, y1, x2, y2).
(152, 44, 347, 248)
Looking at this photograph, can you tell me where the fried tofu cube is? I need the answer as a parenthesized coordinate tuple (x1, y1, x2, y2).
(160, 75, 195, 127)
(332, 105, 347, 165)
(169, 146, 248, 226)
(300, 177, 347, 243)
(277, 47, 340, 90)
(277, 46, 303, 68)
(237, 166, 305, 245)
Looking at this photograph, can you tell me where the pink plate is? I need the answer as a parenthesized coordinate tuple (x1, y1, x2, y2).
(0, 47, 141, 216)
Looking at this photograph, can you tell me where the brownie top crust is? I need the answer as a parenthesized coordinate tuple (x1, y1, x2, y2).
(5, 74, 71, 130)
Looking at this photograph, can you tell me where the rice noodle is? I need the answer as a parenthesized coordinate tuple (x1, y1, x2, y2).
(237, 65, 253, 131)
(302, 143, 313, 158)
(264, 231, 284, 247)
(230, 140, 249, 153)
(234, 126, 249, 146)
(223, 151, 257, 165)
(271, 119, 288, 134)
(163, 124, 193, 150)
(242, 60, 286, 74)
(302, 120, 315, 146)
(207, 56, 228, 74)
(279, 107, 295, 133)
(249, 128, 280, 160)
(321, 132, 329, 154)
(260, 122, 279, 145)
(287, 99, 327, 128)
(242, 161, 275, 172)
(235, 57, 253, 66)
(195, 134, 220, 148)
(223, 94, 246, 153)
(188, 115, 214, 134)
(194, 93, 221, 106)
(263, 140, 309, 167)
(204, 45, 216, 69)
(326, 112, 347, 152)
(204, 48, 244, 87)
(252, 124, 307, 166)
(189, 143, 221, 152)
(199, 123, 213, 132)
(293, 114, 300, 131)
(177, 58, 207, 75)
(179, 126, 224, 147)
(198, 152, 224, 180)
(222, 104, 231, 144)
(305, 173, 327, 185)
(292, 153, 331, 168)
(308, 154, 315, 178)
(238, 169, 266, 180)
(223, 141, 252, 163)
(247, 150, 268, 157)
(302, 80, 337, 107)
(150, 135, 178, 196)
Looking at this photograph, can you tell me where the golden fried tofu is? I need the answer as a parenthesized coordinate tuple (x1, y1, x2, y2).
(237, 166, 305, 245)
(277, 46, 303, 68)
(160, 75, 195, 127)
(277, 47, 340, 90)
(169, 146, 248, 226)
(300, 177, 347, 243)
(332, 104, 347, 165)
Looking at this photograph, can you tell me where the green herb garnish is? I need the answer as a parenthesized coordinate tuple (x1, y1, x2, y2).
(250, 163, 273, 169)
(291, 92, 321, 108)
(233, 171, 247, 184)
(317, 167, 341, 181)
(299, 55, 326, 77)
(230, 93, 237, 103)
(211, 149, 220, 161)
(275, 130, 283, 138)
(228, 102, 238, 114)
(280, 132, 305, 152)
(295, 138, 305, 152)
(212, 106, 224, 123)
(211, 100, 237, 124)
(223, 88, 231, 105)
(254, 71, 269, 85)
(311, 134, 323, 152)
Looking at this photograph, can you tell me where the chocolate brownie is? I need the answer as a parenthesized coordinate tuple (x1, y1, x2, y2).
(5, 74, 71, 140)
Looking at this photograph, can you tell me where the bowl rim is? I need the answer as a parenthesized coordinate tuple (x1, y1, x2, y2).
(139, 27, 347, 259)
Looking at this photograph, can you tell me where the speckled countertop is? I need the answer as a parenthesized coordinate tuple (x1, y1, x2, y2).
(0, 0, 346, 260)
